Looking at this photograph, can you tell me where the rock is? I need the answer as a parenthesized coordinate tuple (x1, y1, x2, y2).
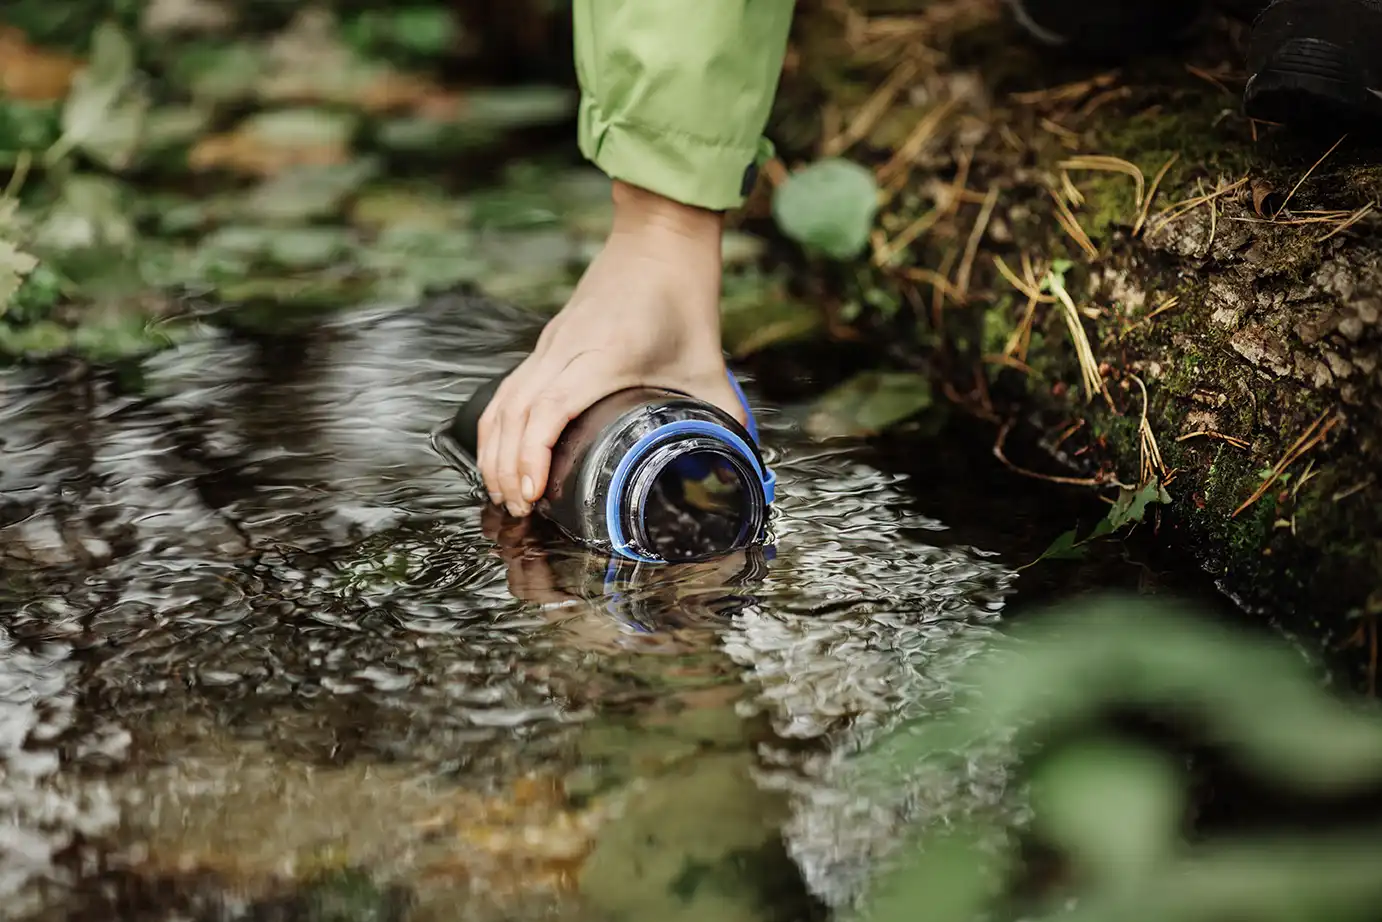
(1294, 307, 1337, 346)
(1208, 278, 1249, 329)
(1324, 351, 1355, 380)
(1230, 324, 1291, 377)
(1181, 409, 1220, 435)
(1356, 298, 1381, 326)
(1293, 355, 1333, 390)
(1338, 314, 1365, 342)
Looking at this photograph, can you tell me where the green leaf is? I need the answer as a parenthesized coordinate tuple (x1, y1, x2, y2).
(1044, 257, 1075, 290)
(1106, 480, 1173, 533)
(1036, 528, 1088, 563)
(772, 158, 880, 260)
(0, 319, 71, 357)
(51, 23, 148, 171)
(0, 239, 41, 315)
(241, 159, 380, 225)
(1031, 740, 1184, 885)
(868, 827, 998, 922)
(805, 370, 932, 438)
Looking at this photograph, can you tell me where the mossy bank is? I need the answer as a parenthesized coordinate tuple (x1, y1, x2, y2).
(760, 0, 1382, 633)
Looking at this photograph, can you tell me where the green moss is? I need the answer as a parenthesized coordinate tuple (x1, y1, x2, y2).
(1079, 174, 1141, 240)
(1093, 86, 1258, 196)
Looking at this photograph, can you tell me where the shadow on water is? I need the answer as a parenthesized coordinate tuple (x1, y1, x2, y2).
(0, 295, 1231, 921)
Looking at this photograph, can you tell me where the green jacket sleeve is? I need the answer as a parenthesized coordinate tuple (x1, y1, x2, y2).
(573, 0, 795, 212)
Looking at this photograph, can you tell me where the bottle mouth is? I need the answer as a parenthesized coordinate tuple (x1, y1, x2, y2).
(618, 436, 768, 563)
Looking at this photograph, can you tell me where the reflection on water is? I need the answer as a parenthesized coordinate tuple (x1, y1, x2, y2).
(1, 295, 1016, 921)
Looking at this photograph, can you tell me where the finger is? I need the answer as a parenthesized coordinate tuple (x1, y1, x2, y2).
(519, 356, 621, 508)
(496, 398, 532, 517)
(478, 408, 504, 505)
(478, 369, 525, 505)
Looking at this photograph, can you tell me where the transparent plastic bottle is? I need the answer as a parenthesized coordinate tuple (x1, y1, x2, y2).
(431, 370, 776, 563)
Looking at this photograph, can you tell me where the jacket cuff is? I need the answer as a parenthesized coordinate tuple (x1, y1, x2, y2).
(578, 95, 760, 212)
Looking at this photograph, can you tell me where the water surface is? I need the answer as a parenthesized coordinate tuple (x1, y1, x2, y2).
(1, 295, 1175, 921)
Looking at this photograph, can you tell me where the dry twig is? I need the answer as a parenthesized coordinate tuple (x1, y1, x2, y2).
(994, 419, 1110, 488)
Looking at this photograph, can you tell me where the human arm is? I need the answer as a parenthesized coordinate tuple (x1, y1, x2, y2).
(478, 0, 795, 517)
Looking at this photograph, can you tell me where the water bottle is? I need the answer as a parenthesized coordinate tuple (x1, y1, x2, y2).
(432, 370, 776, 563)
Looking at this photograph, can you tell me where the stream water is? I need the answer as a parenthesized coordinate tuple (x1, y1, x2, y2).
(0, 294, 1223, 922)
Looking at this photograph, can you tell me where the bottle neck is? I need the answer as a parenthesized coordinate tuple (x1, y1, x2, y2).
(618, 435, 767, 563)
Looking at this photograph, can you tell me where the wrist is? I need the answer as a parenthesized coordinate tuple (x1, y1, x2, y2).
(611, 180, 723, 247)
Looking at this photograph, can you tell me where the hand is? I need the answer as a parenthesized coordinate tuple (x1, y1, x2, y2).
(476, 180, 744, 517)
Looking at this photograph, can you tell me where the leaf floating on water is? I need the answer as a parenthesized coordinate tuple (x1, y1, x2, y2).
(806, 370, 933, 439)
(772, 157, 880, 260)
(1105, 480, 1172, 533)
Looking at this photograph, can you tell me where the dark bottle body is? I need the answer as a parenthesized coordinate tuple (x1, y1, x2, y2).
(433, 371, 775, 563)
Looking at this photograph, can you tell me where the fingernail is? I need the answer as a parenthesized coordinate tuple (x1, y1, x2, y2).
(521, 476, 536, 502)
(506, 501, 527, 518)
(488, 492, 502, 507)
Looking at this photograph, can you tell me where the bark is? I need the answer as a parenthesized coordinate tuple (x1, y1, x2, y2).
(763, 0, 1382, 626)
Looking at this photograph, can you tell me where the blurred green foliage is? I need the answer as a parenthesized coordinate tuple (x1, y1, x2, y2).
(865, 595, 1382, 922)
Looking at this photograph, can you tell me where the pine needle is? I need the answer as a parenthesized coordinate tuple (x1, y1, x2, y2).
(1147, 176, 1249, 238)
(1318, 202, 1375, 242)
(955, 185, 1000, 301)
(1274, 133, 1348, 219)
(1131, 374, 1165, 485)
(877, 97, 960, 193)
(1133, 154, 1178, 237)
(1176, 430, 1251, 450)
(873, 208, 941, 266)
(825, 56, 921, 157)
(1049, 188, 1099, 260)
(993, 254, 1054, 303)
(1045, 268, 1109, 407)
(1232, 411, 1341, 518)
(1059, 155, 1146, 208)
